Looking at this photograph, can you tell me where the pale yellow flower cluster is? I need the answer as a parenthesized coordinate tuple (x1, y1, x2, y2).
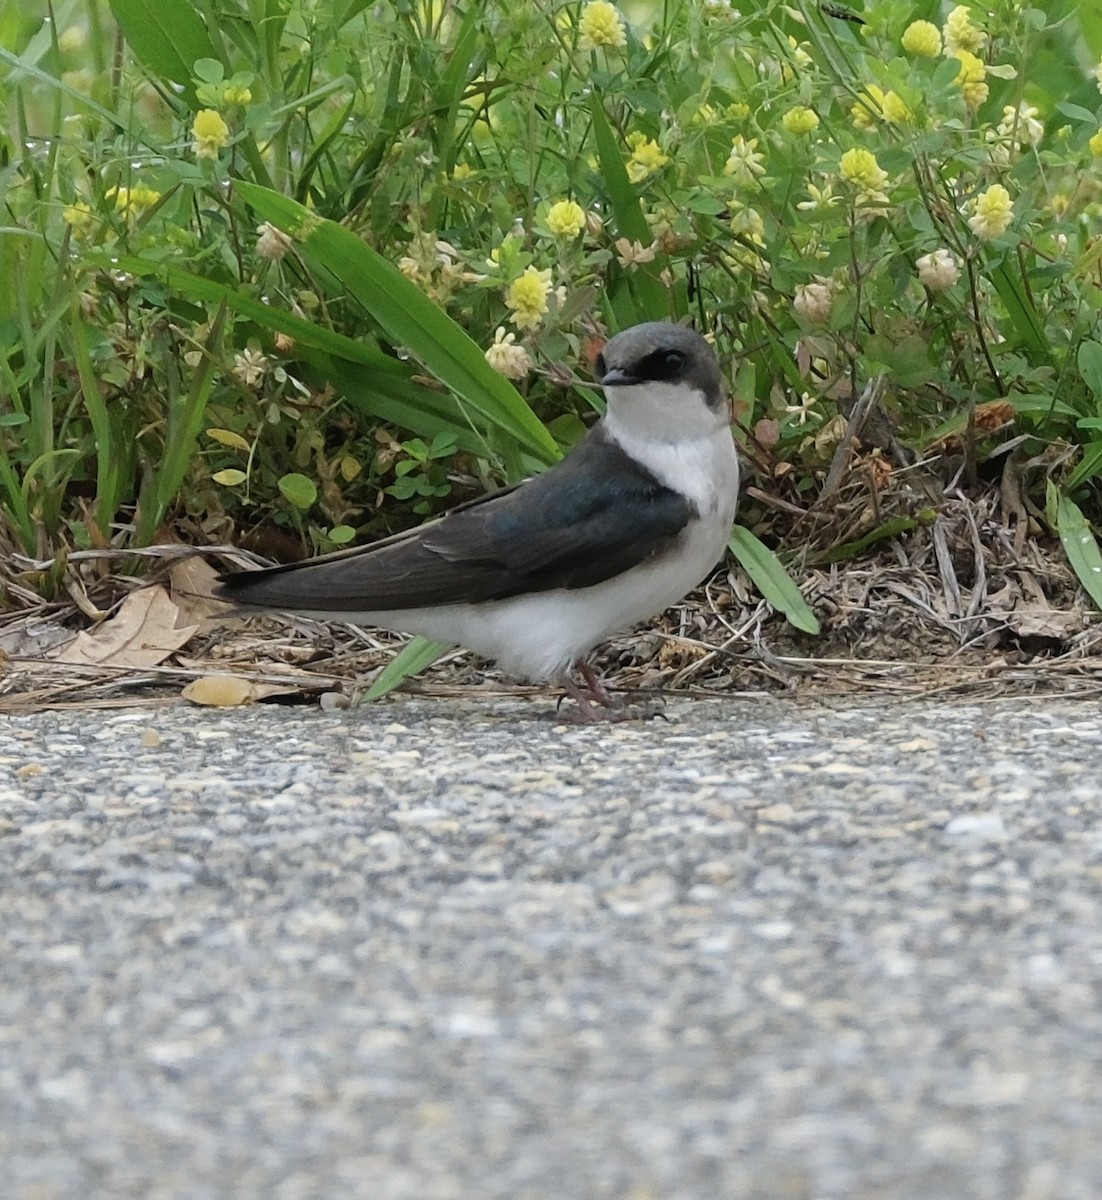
(578, 1, 626, 50)
(484, 328, 532, 379)
(943, 5, 986, 55)
(192, 109, 230, 158)
(901, 19, 940, 57)
(968, 184, 1013, 239)
(546, 200, 587, 238)
(723, 134, 766, 186)
(952, 50, 988, 110)
(839, 148, 887, 192)
(63, 201, 95, 234)
(850, 85, 911, 129)
(106, 184, 161, 215)
(626, 133, 669, 183)
(505, 266, 553, 330)
(782, 107, 819, 136)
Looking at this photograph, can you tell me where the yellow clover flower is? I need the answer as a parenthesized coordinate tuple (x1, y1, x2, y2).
(853, 86, 911, 128)
(1089, 130, 1102, 157)
(851, 85, 885, 131)
(839, 147, 888, 192)
(882, 92, 912, 123)
(944, 4, 986, 55)
(902, 19, 941, 57)
(967, 184, 1013, 239)
(505, 266, 553, 330)
(952, 51, 988, 110)
(107, 184, 161, 215)
(546, 200, 587, 238)
(192, 109, 230, 158)
(782, 107, 819, 135)
(579, 1, 626, 50)
(63, 201, 95, 234)
(626, 133, 669, 182)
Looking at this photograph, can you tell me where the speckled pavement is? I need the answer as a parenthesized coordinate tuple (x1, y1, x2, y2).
(2, 695, 1102, 1200)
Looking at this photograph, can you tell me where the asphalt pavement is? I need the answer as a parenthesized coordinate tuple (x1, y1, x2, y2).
(2, 692, 1101, 1199)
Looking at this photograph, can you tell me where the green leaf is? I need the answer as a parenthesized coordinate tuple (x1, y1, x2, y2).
(816, 516, 924, 564)
(363, 637, 449, 701)
(1055, 101, 1098, 122)
(1050, 484, 1102, 611)
(234, 183, 560, 469)
(1065, 441, 1102, 490)
(107, 0, 221, 106)
(328, 525, 356, 545)
(989, 262, 1051, 364)
(1078, 339, 1102, 400)
(587, 96, 669, 323)
(728, 526, 821, 635)
(278, 473, 318, 508)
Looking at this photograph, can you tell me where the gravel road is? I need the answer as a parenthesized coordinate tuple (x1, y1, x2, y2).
(2, 693, 1102, 1199)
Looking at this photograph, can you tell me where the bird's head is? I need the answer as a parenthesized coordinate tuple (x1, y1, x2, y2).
(595, 322, 728, 441)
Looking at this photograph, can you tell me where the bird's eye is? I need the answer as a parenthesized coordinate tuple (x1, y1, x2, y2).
(594, 353, 607, 379)
(661, 350, 686, 373)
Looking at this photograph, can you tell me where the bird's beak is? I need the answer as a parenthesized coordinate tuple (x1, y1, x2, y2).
(600, 366, 641, 387)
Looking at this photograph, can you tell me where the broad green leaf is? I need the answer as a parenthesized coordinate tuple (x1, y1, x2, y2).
(107, 0, 221, 106)
(363, 637, 449, 701)
(1050, 484, 1102, 611)
(328, 525, 356, 545)
(279, 473, 318, 508)
(728, 526, 821, 635)
(1077, 339, 1102, 401)
(235, 183, 560, 467)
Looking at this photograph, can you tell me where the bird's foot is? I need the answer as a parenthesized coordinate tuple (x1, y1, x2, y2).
(549, 667, 667, 723)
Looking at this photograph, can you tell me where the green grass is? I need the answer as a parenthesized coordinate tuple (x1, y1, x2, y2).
(3, 0, 1102, 611)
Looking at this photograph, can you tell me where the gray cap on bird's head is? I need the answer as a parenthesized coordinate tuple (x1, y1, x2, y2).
(596, 322, 724, 410)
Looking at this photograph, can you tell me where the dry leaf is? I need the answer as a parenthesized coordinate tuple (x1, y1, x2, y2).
(182, 675, 301, 705)
(1007, 605, 1085, 639)
(754, 418, 780, 448)
(168, 555, 233, 629)
(55, 587, 199, 668)
(182, 675, 255, 706)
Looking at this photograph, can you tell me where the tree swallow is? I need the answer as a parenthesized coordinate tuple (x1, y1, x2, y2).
(216, 322, 740, 720)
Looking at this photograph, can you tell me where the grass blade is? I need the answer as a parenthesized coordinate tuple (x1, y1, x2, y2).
(362, 636, 449, 701)
(235, 182, 560, 466)
(728, 525, 821, 635)
(587, 96, 670, 324)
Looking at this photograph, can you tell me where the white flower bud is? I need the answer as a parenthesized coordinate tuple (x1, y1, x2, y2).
(792, 281, 833, 324)
(916, 248, 961, 291)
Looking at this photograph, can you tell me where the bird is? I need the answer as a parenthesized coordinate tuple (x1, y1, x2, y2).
(215, 321, 741, 720)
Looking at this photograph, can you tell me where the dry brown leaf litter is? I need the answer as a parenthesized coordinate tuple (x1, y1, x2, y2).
(1, 470, 1101, 713)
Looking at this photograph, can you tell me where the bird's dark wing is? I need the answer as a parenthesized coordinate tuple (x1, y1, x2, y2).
(216, 426, 694, 612)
